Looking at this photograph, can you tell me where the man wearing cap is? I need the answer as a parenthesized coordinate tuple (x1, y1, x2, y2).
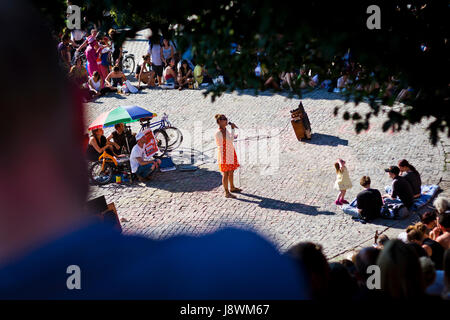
(130, 131, 161, 182)
(382, 165, 415, 209)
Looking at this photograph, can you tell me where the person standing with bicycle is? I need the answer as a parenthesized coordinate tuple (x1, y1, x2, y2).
(215, 114, 242, 198)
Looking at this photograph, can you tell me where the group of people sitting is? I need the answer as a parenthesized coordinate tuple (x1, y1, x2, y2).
(286, 235, 450, 300)
(85, 123, 136, 162)
(60, 27, 138, 102)
(286, 196, 450, 300)
(135, 34, 213, 90)
(342, 159, 423, 222)
(85, 122, 162, 183)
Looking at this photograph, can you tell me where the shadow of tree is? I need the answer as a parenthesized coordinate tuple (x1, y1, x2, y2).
(236, 192, 335, 216)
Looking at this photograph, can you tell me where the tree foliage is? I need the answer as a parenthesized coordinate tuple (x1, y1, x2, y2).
(34, 0, 449, 144)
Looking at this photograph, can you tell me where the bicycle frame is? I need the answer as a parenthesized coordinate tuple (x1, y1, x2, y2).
(98, 151, 118, 171)
(140, 113, 172, 131)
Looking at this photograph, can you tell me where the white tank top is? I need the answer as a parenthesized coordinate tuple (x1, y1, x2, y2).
(90, 77, 101, 91)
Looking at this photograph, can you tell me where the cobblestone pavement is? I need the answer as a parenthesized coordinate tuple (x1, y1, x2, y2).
(85, 34, 449, 259)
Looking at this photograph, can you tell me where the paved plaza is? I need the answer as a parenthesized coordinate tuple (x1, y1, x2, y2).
(85, 35, 450, 259)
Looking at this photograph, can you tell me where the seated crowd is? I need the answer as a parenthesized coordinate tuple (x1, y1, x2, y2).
(343, 159, 425, 222)
(59, 28, 215, 101)
(287, 203, 450, 299)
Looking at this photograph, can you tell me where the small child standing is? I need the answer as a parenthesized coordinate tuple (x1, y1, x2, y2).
(334, 158, 352, 205)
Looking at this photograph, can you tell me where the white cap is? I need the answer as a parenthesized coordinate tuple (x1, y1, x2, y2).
(136, 131, 145, 141)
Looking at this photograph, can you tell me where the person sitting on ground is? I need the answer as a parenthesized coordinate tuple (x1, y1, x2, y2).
(334, 73, 348, 92)
(136, 54, 155, 89)
(382, 165, 415, 210)
(88, 71, 117, 98)
(193, 62, 212, 87)
(280, 71, 295, 91)
(434, 196, 449, 214)
(436, 212, 450, 250)
(107, 123, 136, 154)
(430, 197, 449, 240)
(406, 223, 444, 269)
(376, 234, 389, 249)
(421, 211, 439, 239)
(398, 159, 422, 198)
(105, 65, 126, 89)
(86, 128, 116, 162)
(163, 58, 177, 87)
(264, 72, 281, 91)
(129, 131, 162, 182)
(177, 60, 194, 90)
(343, 176, 383, 221)
(68, 56, 88, 87)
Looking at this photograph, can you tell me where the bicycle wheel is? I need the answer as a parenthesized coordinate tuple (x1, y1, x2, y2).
(153, 129, 169, 156)
(122, 55, 135, 78)
(164, 127, 183, 151)
(90, 161, 114, 185)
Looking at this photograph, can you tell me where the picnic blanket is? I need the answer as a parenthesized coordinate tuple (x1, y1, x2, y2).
(343, 184, 441, 220)
(159, 157, 176, 172)
(412, 184, 441, 209)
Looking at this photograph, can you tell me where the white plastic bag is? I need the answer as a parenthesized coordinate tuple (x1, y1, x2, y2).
(125, 80, 138, 93)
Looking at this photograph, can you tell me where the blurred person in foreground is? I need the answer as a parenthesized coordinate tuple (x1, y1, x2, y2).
(377, 240, 425, 299)
(0, 1, 307, 299)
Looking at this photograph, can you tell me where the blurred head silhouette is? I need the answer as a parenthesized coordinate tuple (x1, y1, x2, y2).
(0, 0, 88, 265)
(377, 240, 425, 298)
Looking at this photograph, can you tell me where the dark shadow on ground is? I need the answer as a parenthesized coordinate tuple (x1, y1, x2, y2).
(142, 167, 222, 192)
(236, 192, 335, 216)
(346, 202, 434, 229)
(302, 133, 348, 147)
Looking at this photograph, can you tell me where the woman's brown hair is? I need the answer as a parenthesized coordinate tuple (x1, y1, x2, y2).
(215, 114, 225, 124)
(334, 162, 341, 173)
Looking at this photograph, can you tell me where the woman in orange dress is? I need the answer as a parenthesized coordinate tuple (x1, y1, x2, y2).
(215, 114, 242, 198)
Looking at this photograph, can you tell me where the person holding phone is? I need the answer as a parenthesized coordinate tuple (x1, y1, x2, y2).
(215, 114, 242, 198)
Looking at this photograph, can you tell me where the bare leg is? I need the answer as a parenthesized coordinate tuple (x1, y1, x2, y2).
(228, 170, 234, 189)
(229, 170, 242, 193)
(340, 190, 346, 202)
(222, 171, 229, 193)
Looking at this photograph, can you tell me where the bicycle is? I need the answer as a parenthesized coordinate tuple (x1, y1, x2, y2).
(121, 50, 135, 78)
(89, 151, 136, 185)
(139, 113, 183, 152)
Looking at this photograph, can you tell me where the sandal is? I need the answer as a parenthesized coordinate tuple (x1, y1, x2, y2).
(230, 188, 242, 193)
(225, 192, 236, 199)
